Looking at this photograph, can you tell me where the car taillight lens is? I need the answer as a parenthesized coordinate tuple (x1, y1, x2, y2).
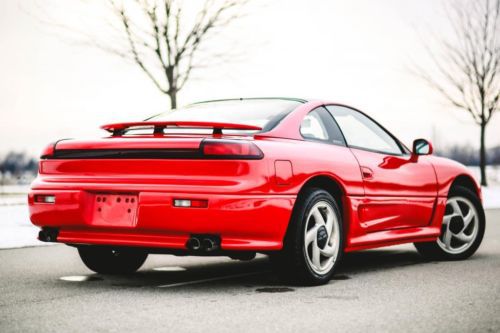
(34, 195, 56, 204)
(201, 139, 263, 159)
(40, 143, 56, 159)
(173, 199, 208, 208)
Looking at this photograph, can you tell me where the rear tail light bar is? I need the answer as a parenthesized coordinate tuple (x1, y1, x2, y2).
(201, 139, 263, 159)
(39, 139, 263, 160)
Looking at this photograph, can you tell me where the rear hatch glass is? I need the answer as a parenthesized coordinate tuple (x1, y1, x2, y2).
(146, 98, 302, 134)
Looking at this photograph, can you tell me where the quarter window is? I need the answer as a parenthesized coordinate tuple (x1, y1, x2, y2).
(326, 105, 403, 155)
(300, 107, 346, 146)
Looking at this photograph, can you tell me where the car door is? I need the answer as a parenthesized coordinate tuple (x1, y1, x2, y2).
(326, 105, 438, 232)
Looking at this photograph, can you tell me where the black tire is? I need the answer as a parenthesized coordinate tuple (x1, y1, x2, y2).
(414, 186, 485, 261)
(78, 246, 148, 274)
(270, 188, 344, 285)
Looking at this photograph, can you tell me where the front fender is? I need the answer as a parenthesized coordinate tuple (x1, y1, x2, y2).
(428, 156, 481, 199)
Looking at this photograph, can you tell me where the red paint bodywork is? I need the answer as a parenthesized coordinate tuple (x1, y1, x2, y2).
(28, 100, 481, 253)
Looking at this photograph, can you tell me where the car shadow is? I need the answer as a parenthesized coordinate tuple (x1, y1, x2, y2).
(339, 249, 428, 274)
(56, 247, 486, 290)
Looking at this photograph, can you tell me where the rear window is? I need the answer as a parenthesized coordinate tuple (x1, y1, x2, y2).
(147, 99, 302, 133)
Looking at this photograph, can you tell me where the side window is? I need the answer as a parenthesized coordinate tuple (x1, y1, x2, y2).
(326, 105, 403, 155)
(300, 107, 346, 146)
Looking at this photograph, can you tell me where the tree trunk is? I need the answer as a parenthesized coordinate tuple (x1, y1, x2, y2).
(479, 123, 488, 187)
(168, 90, 177, 110)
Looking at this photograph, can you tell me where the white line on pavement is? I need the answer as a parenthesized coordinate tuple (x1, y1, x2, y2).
(157, 271, 269, 288)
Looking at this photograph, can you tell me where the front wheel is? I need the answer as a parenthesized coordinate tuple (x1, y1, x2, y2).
(271, 188, 343, 285)
(78, 246, 148, 274)
(415, 186, 485, 260)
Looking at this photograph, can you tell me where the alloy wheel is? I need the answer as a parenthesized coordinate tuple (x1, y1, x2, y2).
(303, 201, 341, 275)
(437, 196, 479, 254)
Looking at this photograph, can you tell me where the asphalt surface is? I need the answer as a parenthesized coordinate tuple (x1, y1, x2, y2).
(1, 210, 499, 333)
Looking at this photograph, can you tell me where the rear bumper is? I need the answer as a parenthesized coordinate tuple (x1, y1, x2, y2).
(28, 189, 295, 251)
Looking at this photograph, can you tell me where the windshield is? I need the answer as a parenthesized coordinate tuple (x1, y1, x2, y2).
(148, 99, 303, 131)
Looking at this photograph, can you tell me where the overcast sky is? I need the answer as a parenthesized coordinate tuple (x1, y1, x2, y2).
(1, 0, 499, 157)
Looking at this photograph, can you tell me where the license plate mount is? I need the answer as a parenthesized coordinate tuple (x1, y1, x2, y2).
(91, 193, 138, 227)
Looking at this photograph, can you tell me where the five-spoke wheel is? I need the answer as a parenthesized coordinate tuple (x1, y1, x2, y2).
(270, 188, 343, 285)
(437, 197, 479, 254)
(304, 201, 341, 275)
(415, 186, 485, 260)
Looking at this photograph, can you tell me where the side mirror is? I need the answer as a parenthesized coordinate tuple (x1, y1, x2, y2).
(412, 138, 433, 156)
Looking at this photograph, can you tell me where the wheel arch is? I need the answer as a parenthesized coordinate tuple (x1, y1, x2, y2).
(280, 174, 349, 251)
(450, 174, 481, 198)
(296, 175, 346, 214)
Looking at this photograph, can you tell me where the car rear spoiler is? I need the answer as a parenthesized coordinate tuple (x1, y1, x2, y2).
(101, 121, 263, 136)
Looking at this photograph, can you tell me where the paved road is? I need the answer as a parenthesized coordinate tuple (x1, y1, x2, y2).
(1, 210, 499, 333)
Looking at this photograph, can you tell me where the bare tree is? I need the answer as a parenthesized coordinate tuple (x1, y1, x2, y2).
(56, 0, 249, 109)
(416, 0, 500, 186)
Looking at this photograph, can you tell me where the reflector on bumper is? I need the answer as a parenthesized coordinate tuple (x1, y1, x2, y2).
(173, 199, 208, 208)
(34, 195, 56, 204)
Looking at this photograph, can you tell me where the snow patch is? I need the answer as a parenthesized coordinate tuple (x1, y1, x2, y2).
(0, 195, 27, 206)
(0, 205, 53, 249)
(466, 166, 500, 209)
(467, 166, 500, 185)
(480, 186, 500, 210)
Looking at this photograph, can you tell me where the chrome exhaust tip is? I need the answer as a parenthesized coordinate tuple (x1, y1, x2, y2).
(38, 227, 59, 242)
(202, 238, 218, 252)
(186, 237, 201, 251)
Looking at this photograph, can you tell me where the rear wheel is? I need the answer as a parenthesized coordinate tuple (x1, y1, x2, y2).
(414, 186, 485, 260)
(271, 188, 343, 285)
(78, 246, 148, 274)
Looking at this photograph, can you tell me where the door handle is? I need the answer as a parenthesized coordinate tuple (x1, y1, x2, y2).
(361, 167, 373, 179)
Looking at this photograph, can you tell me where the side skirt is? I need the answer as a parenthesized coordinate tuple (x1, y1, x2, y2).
(344, 227, 440, 252)
(343, 196, 446, 252)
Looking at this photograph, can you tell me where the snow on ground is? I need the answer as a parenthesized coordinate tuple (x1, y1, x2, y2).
(0, 185, 30, 206)
(481, 186, 500, 210)
(0, 184, 31, 194)
(0, 195, 27, 206)
(466, 166, 500, 209)
(468, 166, 500, 185)
(0, 205, 52, 249)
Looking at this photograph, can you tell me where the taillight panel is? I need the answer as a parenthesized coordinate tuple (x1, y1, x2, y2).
(201, 139, 263, 160)
(38, 139, 264, 160)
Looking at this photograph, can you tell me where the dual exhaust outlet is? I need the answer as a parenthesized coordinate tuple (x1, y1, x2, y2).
(39, 227, 59, 243)
(186, 235, 220, 252)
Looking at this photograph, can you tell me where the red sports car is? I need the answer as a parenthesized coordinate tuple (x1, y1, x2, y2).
(29, 98, 485, 285)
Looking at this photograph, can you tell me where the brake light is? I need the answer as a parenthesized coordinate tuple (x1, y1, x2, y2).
(40, 143, 56, 159)
(201, 140, 263, 159)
